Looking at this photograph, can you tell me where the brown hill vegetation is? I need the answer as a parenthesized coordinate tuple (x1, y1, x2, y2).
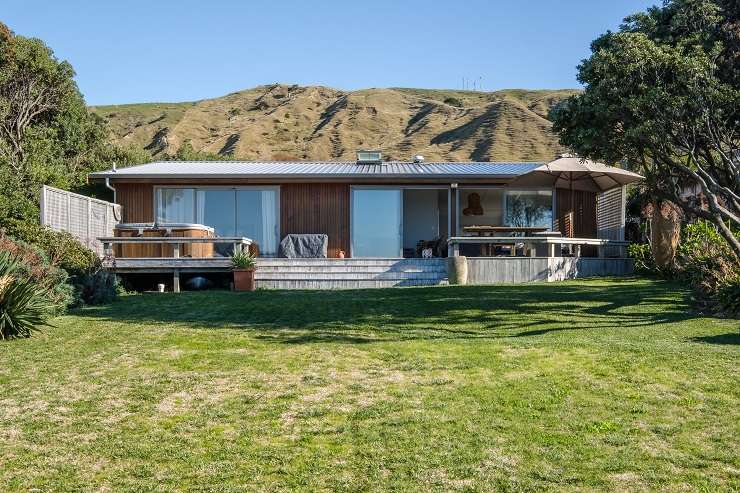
(91, 85, 579, 161)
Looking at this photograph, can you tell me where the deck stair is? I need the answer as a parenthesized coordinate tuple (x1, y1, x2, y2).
(255, 258, 448, 289)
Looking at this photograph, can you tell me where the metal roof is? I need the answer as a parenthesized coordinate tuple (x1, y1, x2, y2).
(89, 160, 544, 180)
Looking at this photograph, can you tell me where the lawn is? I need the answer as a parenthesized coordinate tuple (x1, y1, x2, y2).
(1, 278, 738, 491)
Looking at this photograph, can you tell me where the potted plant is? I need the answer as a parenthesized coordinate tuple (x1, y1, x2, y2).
(231, 250, 257, 291)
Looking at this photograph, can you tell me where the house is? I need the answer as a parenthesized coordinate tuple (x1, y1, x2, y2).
(87, 152, 637, 290)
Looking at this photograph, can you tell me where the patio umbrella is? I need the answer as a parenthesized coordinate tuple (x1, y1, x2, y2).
(510, 154, 643, 236)
(511, 154, 643, 192)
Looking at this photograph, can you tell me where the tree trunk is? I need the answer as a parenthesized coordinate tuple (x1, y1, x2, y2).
(649, 201, 682, 268)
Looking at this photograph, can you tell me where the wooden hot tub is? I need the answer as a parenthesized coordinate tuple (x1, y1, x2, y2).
(113, 223, 215, 258)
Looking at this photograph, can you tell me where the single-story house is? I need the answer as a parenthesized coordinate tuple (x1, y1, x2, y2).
(87, 151, 640, 289)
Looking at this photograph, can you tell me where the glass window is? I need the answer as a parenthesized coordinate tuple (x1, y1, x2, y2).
(352, 189, 402, 257)
(504, 190, 553, 228)
(236, 189, 279, 255)
(459, 188, 504, 230)
(197, 190, 236, 236)
(156, 188, 195, 223)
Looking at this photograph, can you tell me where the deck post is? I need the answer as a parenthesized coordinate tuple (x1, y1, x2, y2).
(449, 241, 460, 257)
(598, 244, 605, 258)
(548, 243, 556, 257)
(173, 269, 180, 293)
(575, 245, 582, 257)
(449, 185, 458, 237)
(173, 243, 180, 259)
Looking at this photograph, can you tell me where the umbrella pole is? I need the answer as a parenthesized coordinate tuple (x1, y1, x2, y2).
(570, 172, 574, 239)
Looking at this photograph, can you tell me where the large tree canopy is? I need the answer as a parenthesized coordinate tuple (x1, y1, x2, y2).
(550, 0, 740, 258)
(0, 22, 148, 233)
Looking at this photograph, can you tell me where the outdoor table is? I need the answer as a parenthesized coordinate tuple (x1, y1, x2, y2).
(462, 226, 549, 256)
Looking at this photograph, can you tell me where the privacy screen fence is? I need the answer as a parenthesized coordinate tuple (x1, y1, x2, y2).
(596, 186, 627, 256)
(40, 185, 121, 256)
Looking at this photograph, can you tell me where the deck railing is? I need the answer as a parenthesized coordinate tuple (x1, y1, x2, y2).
(447, 236, 629, 258)
(100, 236, 252, 259)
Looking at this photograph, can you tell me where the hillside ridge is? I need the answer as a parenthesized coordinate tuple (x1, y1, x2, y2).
(91, 84, 579, 162)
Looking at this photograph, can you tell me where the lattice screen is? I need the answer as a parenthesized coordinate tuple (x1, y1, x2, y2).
(40, 185, 121, 256)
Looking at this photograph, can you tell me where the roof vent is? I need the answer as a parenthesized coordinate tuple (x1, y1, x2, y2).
(356, 150, 383, 164)
(413, 155, 425, 163)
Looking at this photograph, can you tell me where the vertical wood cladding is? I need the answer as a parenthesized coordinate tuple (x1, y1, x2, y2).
(280, 184, 350, 258)
(116, 183, 154, 223)
(554, 188, 597, 238)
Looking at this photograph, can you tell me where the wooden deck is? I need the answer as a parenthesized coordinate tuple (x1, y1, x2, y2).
(99, 236, 633, 291)
(103, 257, 449, 290)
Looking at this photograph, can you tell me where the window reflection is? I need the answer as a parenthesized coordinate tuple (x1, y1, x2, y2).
(504, 190, 553, 228)
(156, 188, 195, 223)
(352, 189, 402, 257)
(197, 190, 236, 236)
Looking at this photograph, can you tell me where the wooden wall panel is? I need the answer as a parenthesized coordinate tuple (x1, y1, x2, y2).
(554, 188, 597, 238)
(280, 184, 350, 258)
(116, 184, 154, 223)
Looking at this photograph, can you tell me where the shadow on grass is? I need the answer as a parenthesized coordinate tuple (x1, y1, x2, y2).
(74, 278, 699, 344)
(689, 333, 740, 345)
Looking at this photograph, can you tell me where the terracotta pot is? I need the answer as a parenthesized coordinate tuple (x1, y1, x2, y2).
(233, 269, 256, 291)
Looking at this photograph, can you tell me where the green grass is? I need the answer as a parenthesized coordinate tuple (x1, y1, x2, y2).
(1, 278, 738, 491)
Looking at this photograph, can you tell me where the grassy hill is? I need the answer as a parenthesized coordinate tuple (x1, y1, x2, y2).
(90, 85, 579, 162)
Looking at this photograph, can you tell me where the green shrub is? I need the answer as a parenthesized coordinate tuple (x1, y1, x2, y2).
(2, 220, 100, 275)
(0, 235, 74, 310)
(0, 230, 118, 309)
(628, 243, 657, 274)
(443, 97, 464, 108)
(675, 222, 739, 316)
(631, 220, 739, 316)
(72, 269, 119, 306)
(231, 250, 257, 270)
(718, 281, 740, 315)
(0, 251, 55, 339)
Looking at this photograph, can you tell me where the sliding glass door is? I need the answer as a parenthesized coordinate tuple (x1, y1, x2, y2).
(156, 187, 279, 255)
(351, 188, 402, 258)
(197, 190, 236, 236)
(236, 189, 278, 255)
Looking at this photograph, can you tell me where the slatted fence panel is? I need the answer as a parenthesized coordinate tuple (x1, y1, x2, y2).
(40, 185, 121, 256)
(597, 186, 626, 257)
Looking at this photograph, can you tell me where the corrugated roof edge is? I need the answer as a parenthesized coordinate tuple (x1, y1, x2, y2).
(89, 160, 545, 179)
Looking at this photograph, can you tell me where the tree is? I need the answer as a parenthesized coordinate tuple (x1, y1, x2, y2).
(0, 25, 82, 176)
(0, 22, 149, 231)
(550, 0, 740, 258)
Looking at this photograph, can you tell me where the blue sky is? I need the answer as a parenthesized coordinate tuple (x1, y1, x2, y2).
(4, 0, 657, 105)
